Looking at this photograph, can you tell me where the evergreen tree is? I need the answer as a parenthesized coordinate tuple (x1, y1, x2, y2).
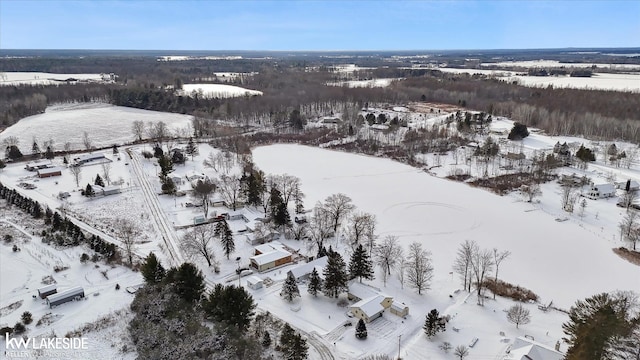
(563, 292, 640, 360)
(423, 309, 446, 338)
(140, 252, 166, 284)
(355, 318, 368, 339)
(262, 331, 271, 348)
(32, 140, 41, 157)
(274, 202, 291, 229)
(203, 283, 256, 331)
(6, 145, 23, 161)
(307, 268, 322, 297)
(576, 145, 596, 162)
(269, 186, 284, 218)
(323, 252, 348, 298)
(216, 220, 235, 259)
(349, 244, 374, 282)
(84, 183, 95, 197)
(279, 324, 308, 360)
(280, 272, 301, 302)
(44, 146, 54, 160)
(164, 262, 205, 303)
(52, 212, 63, 231)
(185, 137, 198, 160)
(507, 122, 530, 140)
(94, 174, 105, 187)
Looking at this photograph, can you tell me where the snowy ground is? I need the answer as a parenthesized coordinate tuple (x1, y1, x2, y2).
(180, 83, 263, 98)
(253, 143, 640, 359)
(0, 103, 193, 154)
(1, 102, 640, 359)
(480, 60, 640, 70)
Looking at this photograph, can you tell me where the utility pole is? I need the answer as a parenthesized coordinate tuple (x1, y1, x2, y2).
(397, 334, 401, 360)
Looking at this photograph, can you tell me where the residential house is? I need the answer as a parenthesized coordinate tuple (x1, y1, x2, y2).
(350, 294, 393, 323)
(506, 336, 564, 360)
(37, 167, 62, 178)
(287, 256, 328, 282)
(585, 183, 616, 199)
(249, 241, 292, 272)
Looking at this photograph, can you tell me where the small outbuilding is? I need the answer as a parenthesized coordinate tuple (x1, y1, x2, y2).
(37, 167, 62, 178)
(25, 159, 53, 171)
(46, 286, 84, 308)
(389, 301, 409, 318)
(37, 284, 57, 299)
(246, 276, 264, 290)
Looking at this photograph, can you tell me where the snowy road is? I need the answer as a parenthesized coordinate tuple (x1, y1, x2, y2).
(126, 149, 184, 266)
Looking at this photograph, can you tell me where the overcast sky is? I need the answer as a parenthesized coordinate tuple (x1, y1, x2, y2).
(1, 0, 638, 50)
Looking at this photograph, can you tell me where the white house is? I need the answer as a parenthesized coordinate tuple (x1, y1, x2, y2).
(506, 336, 564, 360)
(73, 153, 107, 166)
(615, 179, 640, 191)
(350, 294, 393, 323)
(586, 183, 616, 199)
(25, 159, 53, 171)
(287, 256, 328, 282)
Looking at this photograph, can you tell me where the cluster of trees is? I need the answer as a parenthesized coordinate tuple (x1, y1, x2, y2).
(452, 240, 510, 305)
(135, 254, 309, 360)
(0, 182, 119, 261)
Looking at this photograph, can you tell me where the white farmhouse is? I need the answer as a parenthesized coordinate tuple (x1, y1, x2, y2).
(585, 183, 616, 199)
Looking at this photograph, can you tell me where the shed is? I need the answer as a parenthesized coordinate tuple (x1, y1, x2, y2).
(37, 167, 62, 178)
(46, 286, 84, 308)
(193, 215, 206, 225)
(349, 294, 393, 323)
(37, 284, 57, 299)
(246, 276, 264, 290)
(170, 175, 183, 186)
(101, 185, 121, 196)
(25, 159, 53, 171)
(389, 301, 409, 318)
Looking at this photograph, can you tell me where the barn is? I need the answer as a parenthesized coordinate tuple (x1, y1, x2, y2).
(73, 153, 107, 166)
(46, 287, 84, 308)
(37, 167, 62, 178)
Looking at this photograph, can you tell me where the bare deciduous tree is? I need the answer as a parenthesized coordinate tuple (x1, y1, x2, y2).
(101, 162, 112, 186)
(454, 345, 469, 359)
(346, 212, 376, 251)
(308, 203, 333, 252)
(507, 304, 531, 329)
(116, 218, 140, 266)
(453, 240, 478, 292)
(132, 120, 145, 142)
(520, 183, 542, 203)
(203, 151, 219, 172)
(374, 235, 403, 276)
(406, 242, 434, 295)
(193, 178, 216, 218)
(396, 257, 407, 289)
(181, 223, 217, 267)
(492, 248, 511, 299)
(561, 185, 579, 213)
(69, 165, 82, 188)
(82, 131, 92, 150)
(324, 193, 355, 233)
(217, 175, 242, 211)
(471, 247, 494, 305)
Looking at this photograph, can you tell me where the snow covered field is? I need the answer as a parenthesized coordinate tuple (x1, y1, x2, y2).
(0, 103, 193, 153)
(181, 83, 263, 98)
(480, 60, 640, 70)
(0, 72, 105, 86)
(327, 78, 399, 88)
(437, 68, 640, 92)
(253, 143, 640, 358)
